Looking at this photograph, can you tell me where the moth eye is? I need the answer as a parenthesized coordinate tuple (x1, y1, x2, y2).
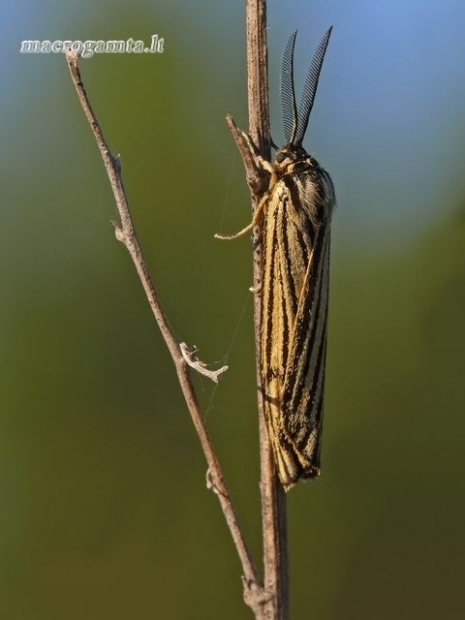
(276, 152, 286, 163)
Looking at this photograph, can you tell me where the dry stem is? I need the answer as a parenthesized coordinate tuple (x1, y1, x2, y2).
(65, 48, 261, 604)
(65, 0, 289, 613)
(243, 2, 289, 618)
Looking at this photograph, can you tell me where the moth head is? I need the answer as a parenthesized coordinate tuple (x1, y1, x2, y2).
(279, 27, 333, 152)
(275, 144, 309, 167)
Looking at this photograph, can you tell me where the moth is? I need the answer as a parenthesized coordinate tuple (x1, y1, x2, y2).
(217, 28, 335, 490)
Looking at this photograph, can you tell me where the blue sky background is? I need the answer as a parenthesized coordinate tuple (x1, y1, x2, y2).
(2, 0, 465, 247)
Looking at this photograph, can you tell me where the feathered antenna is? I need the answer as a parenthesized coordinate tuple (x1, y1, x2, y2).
(280, 27, 333, 148)
(280, 30, 298, 144)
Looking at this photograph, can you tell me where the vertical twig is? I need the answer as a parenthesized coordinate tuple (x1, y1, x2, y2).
(225, 1, 289, 616)
(246, 1, 289, 618)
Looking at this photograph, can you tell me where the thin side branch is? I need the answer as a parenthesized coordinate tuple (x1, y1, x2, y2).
(226, 115, 268, 194)
(65, 49, 260, 596)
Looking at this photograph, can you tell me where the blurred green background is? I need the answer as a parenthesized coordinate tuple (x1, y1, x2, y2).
(2, 1, 465, 618)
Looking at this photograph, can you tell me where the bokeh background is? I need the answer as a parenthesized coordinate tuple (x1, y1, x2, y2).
(2, 0, 465, 618)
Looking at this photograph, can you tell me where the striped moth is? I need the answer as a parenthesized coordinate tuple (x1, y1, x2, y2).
(217, 28, 335, 490)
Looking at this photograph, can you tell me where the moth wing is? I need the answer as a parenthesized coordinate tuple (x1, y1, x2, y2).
(281, 221, 331, 471)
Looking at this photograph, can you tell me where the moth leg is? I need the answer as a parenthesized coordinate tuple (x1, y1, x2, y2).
(214, 190, 269, 241)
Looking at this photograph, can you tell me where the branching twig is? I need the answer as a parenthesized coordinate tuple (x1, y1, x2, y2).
(65, 49, 261, 601)
(180, 342, 228, 383)
(66, 1, 288, 614)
